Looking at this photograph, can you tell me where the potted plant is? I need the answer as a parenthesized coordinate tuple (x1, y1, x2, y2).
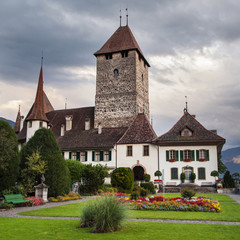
(154, 170, 162, 179)
(180, 172, 186, 183)
(210, 170, 219, 182)
(190, 172, 196, 183)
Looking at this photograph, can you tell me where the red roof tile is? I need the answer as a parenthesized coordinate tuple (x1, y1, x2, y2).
(26, 67, 49, 122)
(117, 113, 157, 144)
(94, 26, 150, 67)
(13, 108, 21, 133)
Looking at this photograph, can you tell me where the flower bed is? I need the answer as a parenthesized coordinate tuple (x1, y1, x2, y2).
(120, 196, 220, 213)
(26, 197, 44, 206)
(48, 192, 82, 202)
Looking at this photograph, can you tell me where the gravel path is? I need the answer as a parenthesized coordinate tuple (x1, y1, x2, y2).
(1, 194, 240, 225)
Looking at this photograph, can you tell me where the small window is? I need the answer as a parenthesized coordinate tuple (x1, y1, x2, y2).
(72, 152, 77, 160)
(170, 150, 175, 160)
(198, 168, 206, 180)
(141, 74, 144, 81)
(121, 50, 128, 58)
(200, 150, 206, 160)
(181, 128, 192, 137)
(143, 145, 149, 156)
(184, 150, 191, 160)
(171, 168, 178, 179)
(114, 69, 119, 77)
(105, 53, 112, 59)
(104, 151, 109, 161)
(39, 121, 43, 127)
(29, 121, 32, 128)
(80, 152, 87, 162)
(127, 146, 132, 156)
(95, 151, 100, 161)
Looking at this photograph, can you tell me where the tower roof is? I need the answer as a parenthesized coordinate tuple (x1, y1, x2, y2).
(94, 26, 150, 67)
(117, 113, 157, 144)
(26, 66, 49, 122)
(13, 106, 21, 133)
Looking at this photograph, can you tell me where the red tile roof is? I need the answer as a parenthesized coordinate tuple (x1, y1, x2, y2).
(154, 112, 225, 147)
(13, 108, 21, 134)
(94, 26, 150, 67)
(117, 113, 157, 144)
(26, 67, 49, 122)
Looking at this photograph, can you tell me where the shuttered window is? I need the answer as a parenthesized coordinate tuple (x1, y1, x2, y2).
(198, 168, 206, 180)
(127, 146, 132, 156)
(171, 168, 178, 179)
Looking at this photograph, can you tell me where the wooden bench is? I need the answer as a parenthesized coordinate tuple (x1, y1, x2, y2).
(3, 194, 30, 205)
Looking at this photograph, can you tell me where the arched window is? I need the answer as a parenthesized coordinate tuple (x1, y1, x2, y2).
(114, 69, 119, 77)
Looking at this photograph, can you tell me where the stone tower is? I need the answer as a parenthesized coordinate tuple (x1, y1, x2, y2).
(94, 25, 150, 128)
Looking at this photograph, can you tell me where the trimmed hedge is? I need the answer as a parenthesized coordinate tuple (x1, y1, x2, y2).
(140, 182, 156, 194)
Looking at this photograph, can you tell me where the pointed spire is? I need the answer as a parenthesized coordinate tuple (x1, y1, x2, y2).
(13, 105, 22, 133)
(120, 9, 122, 27)
(126, 8, 128, 26)
(184, 96, 188, 113)
(26, 62, 49, 122)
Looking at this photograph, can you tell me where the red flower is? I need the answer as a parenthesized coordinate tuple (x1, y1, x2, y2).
(199, 158, 206, 162)
(184, 159, 191, 162)
(169, 159, 176, 162)
(154, 179, 162, 182)
(216, 179, 222, 182)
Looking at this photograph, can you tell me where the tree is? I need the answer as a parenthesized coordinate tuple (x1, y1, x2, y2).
(20, 128, 71, 197)
(223, 171, 235, 188)
(232, 172, 240, 185)
(65, 159, 85, 184)
(154, 170, 162, 178)
(21, 149, 47, 194)
(80, 164, 108, 193)
(0, 120, 20, 192)
(210, 170, 219, 181)
(218, 154, 227, 174)
(143, 173, 150, 182)
(111, 167, 134, 193)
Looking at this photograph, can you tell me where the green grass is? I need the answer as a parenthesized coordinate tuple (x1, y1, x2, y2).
(1, 217, 240, 240)
(19, 194, 240, 222)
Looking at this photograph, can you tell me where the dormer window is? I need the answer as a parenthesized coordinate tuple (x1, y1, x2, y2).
(114, 69, 119, 77)
(181, 128, 192, 137)
(105, 53, 112, 60)
(121, 50, 128, 58)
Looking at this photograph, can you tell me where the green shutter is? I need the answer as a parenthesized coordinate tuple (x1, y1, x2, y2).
(92, 151, 95, 161)
(206, 150, 209, 161)
(191, 150, 195, 161)
(100, 151, 104, 161)
(175, 151, 179, 161)
(85, 152, 87, 162)
(109, 151, 112, 161)
(69, 152, 72, 159)
(166, 151, 169, 161)
(180, 150, 183, 161)
(196, 150, 199, 161)
(76, 152, 80, 161)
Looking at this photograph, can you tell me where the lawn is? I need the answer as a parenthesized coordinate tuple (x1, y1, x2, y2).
(1, 217, 240, 240)
(19, 194, 240, 222)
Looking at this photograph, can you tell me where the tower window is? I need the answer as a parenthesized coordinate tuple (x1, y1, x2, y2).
(105, 53, 112, 60)
(39, 121, 43, 127)
(29, 121, 32, 128)
(114, 69, 119, 77)
(121, 50, 128, 58)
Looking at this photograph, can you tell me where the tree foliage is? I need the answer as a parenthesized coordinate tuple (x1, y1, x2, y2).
(111, 167, 134, 193)
(223, 171, 235, 188)
(20, 128, 71, 197)
(0, 120, 20, 192)
(65, 159, 85, 184)
(218, 154, 227, 174)
(154, 170, 162, 177)
(80, 164, 108, 193)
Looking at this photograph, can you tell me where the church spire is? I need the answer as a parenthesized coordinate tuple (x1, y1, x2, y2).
(13, 105, 22, 134)
(26, 63, 49, 122)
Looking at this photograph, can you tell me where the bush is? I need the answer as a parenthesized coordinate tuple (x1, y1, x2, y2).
(65, 159, 85, 184)
(111, 167, 134, 193)
(0, 202, 13, 209)
(143, 173, 150, 182)
(80, 196, 126, 233)
(80, 164, 108, 194)
(130, 191, 139, 200)
(140, 182, 156, 194)
(0, 120, 20, 193)
(140, 188, 148, 197)
(154, 170, 162, 177)
(181, 188, 195, 199)
(180, 172, 186, 181)
(190, 172, 196, 182)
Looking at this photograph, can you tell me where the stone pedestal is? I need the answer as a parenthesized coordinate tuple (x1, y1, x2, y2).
(34, 183, 49, 202)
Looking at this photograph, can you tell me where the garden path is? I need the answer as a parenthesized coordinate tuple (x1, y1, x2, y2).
(1, 194, 240, 226)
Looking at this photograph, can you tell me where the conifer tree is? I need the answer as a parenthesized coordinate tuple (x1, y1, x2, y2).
(20, 128, 71, 197)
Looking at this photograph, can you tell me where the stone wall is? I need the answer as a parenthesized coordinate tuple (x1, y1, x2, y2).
(94, 50, 149, 128)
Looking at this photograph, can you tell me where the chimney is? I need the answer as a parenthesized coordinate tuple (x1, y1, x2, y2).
(61, 124, 65, 136)
(65, 115, 73, 131)
(98, 123, 102, 134)
(191, 114, 196, 118)
(85, 118, 90, 130)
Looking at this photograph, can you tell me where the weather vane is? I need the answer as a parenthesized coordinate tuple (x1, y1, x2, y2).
(184, 96, 188, 113)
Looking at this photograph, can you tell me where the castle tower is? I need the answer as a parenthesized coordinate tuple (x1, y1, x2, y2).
(94, 25, 150, 128)
(25, 65, 49, 141)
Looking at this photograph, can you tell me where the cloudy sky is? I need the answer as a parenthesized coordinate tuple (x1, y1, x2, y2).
(0, 0, 240, 150)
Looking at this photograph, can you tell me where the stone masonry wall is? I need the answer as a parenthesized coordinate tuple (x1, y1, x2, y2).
(94, 50, 149, 128)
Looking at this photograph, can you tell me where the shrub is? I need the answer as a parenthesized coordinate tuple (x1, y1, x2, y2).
(111, 167, 134, 193)
(130, 191, 139, 200)
(223, 171, 235, 188)
(0, 120, 20, 193)
(143, 173, 150, 182)
(0, 202, 13, 209)
(154, 170, 162, 177)
(140, 188, 148, 197)
(65, 159, 85, 184)
(180, 172, 186, 181)
(181, 188, 195, 199)
(140, 182, 156, 194)
(80, 196, 126, 233)
(80, 164, 108, 194)
(190, 172, 196, 182)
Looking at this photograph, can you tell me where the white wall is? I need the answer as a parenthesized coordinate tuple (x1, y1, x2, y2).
(159, 145, 218, 185)
(26, 120, 48, 142)
(117, 143, 159, 181)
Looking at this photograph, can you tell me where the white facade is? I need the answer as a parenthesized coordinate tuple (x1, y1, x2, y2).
(26, 120, 48, 142)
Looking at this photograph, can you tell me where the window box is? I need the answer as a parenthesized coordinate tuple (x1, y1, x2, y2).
(199, 158, 206, 162)
(184, 158, 191, 162)
(154, 179, 162, 182)
(169, 159, 176, 162)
